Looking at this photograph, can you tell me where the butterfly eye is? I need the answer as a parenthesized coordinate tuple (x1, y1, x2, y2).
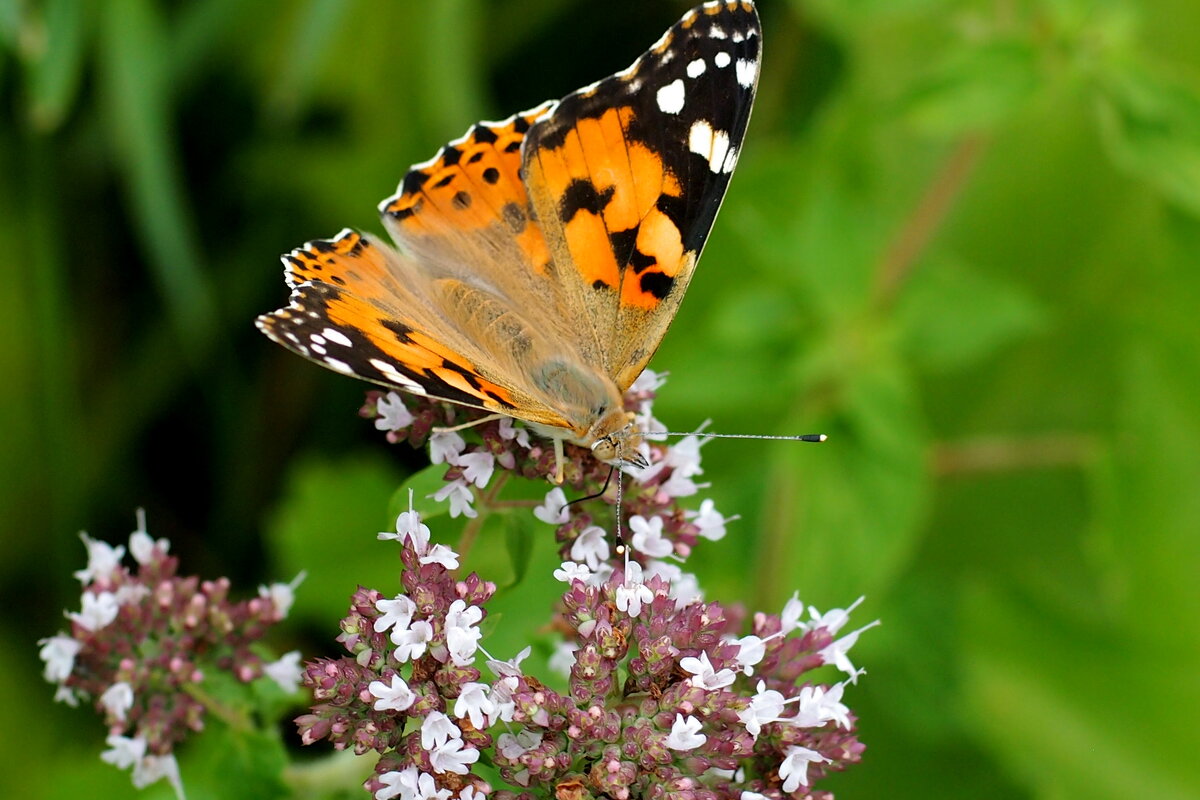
(591, 437, 618, 462)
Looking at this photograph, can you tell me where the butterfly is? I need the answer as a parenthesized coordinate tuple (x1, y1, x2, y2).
(257, 0, 761, 483)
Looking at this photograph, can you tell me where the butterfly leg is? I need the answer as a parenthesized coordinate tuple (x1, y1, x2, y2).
(432, 413, 505, 434)
(553, 438, 565, 485)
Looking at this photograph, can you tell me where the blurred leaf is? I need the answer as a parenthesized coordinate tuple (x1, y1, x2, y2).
(99, 0, 215, 353)
(1094, 58, 1200, 216)
(24, 0, 89, 131)
(502, 509, 535, 589)
(266, 454, 405, 621)
(962, 584, 1200, 800)
(264, 0, 351, 122)
(901, 39, 1040, 136)
(896, 256, 1048, 372)
(757, 351, 929, 605)
(1087, 339, 1200, 643)
(187, 720, 288, 800)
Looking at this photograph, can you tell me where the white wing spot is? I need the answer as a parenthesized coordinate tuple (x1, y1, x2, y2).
(322, 327, 353, 347)
(732, 30, 745, 43)
(369, 358, 426, 393)
(715, 52, 732, 68)
(324, 357, 354, 375)
(687, 58, 707, 78)
(709, 26, 728, 40)
(736, 58, 757, 88)
(721, 145, 739, 174)
(656, 79, 686, 114)
(310, 333, 326, 346)
(310, 343, 327, 356)
(688, 120, 732, 174)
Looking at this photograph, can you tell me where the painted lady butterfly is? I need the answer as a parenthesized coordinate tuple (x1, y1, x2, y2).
(258, 1, 761, 482)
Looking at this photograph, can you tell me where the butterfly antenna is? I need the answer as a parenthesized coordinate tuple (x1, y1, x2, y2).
(653, 429, 828, 444)
(563, 466, 616, 511)
(615, 468, 626, 556)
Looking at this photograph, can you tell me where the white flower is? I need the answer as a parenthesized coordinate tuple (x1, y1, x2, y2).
(258, 572, 306, 620)
(732, 634, 765, 675)
(680, 651, 736, 690)
(419, 544, 460, 569)
(421, 712, 461, 749)
(644, 561, 703, 608)
(393, 620, 435, 662)
(74, 533, 125, 584)
(100, 681, 134, 721)
(457, 451, 495, 488)
(630, 368, 667, 394)
(553, 561, 592, 584)
(806, 596, 865, 635)
(629, 515, 673, 558)
(132, 752, 183, 798)
(780, 591, 805, 634)
(498, 417, 530, 448)
(432, 480, 477, 519)
(791, 682, 852, 729)
(446, 625, 482, 666)
(383, 495, 431, 549)
(54, 684, 80, 706)
(264, 650, 304, 694)
(430, 736, 480, 774)
(533, 488, 569, 525)
(688, 498, 736, 541)
(69, 590, 120, 631)
(38, 634, 80, 683)
(496, 728, 543, 759)
(614, 562, 654, 618)
(369, 673, 417, 712)
(738, 681, 785, 739)
(101, 734, 146, 769)
(818, 620, 880, 676)
(128, 510, 168, 565)
(485, 645, 531, 678)
(454, 682, 495, 729)
(429, 430, 467, 465)
(666, 713, 707, 750)
(569, 526, 609, 568)
(375, 595, 418, 634)
(376, 392, 414, 432)
(376, 767, 419, 800)
(446, 599, 483, 631)
(457, 785, 486, 800)
(779, 745, 830, 792)
(489, 675, 519, 724)
(548, 641, 578, 678)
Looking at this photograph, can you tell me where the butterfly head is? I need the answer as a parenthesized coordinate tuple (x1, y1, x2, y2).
(588, 410, 649, 470)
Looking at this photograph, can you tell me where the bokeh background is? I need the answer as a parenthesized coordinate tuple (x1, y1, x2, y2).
(4, 0, 1199, 797)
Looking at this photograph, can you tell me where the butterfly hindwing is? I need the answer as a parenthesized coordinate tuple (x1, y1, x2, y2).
(256, 229, 575, 428)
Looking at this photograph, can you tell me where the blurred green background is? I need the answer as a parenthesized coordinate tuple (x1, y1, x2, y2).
(4, 0, 1199, 797)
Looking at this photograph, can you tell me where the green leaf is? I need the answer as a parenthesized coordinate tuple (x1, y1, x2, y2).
(901, 39, 1040, 136)
(25, 0, 89, 131)
(501, 510, 535, 589)
(755, 350, 929, 606)
(1094, 58, 1200, 216)
(896, 256, 1047, 372)
(186, 721, 289, 800)
(265, 454, 406, 621)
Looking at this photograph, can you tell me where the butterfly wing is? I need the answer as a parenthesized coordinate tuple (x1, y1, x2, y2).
(521, 0, 761, 391)
(256, 228, 577, 429)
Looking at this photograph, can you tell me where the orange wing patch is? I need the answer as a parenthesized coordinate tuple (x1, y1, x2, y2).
(379, 103, 555, 277)
(524, 104, 687, 310)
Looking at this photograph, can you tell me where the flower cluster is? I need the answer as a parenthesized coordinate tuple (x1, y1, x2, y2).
(365, 370, 737, 567)
(38, 511, 304, 798)
(297, 503, 873, 800)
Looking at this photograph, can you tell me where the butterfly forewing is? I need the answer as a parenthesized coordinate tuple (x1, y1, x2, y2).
(522, 1, 761, 391)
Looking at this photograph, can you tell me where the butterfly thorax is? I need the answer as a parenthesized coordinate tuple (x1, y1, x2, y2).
(525, 360, 647, 469)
